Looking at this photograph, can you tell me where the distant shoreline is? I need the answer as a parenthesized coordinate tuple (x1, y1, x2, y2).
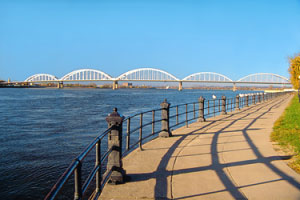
(0, 85, 42, 88)
(0, 84, 287, 91)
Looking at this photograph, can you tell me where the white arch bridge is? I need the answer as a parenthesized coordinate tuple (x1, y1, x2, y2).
(24, 68, 291, 90)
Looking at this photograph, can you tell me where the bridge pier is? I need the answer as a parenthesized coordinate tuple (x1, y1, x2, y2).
(57, 81, 64, 89)
(233, 83, 237, 91)
(178, 81, 183, 91)
(112, 81, 118, 90)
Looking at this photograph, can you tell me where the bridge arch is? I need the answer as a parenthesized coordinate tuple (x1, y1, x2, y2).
(117, 68, 179, 81)
(183, 72, 233, 82)
(60, 69, 112, 81)
(237, 73, 289, 83)
(25, 74, 58, 82)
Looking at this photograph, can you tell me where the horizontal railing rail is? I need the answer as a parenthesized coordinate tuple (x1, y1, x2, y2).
(45, 91, 291, 200)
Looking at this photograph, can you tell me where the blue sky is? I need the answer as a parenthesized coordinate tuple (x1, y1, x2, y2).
(1, 0, 300, 81)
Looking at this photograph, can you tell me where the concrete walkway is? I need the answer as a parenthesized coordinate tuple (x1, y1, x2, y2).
(100, 94, 300, 200)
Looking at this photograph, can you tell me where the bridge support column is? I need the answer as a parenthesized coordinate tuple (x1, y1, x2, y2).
(198, 96, 205, 122)
(112, 81, 118, 90)
(106, 108, 126, 184)
(178, 81, 183, 91)
(159, 99, 172, 137)
(57, 81, 64, 89)
(233, 83, 237, 92)
(221, 96, 227, 115)
(235, 95, 240, 111)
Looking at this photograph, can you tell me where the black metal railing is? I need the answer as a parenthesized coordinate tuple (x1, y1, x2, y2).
(45, 128, 113, 200)
(45, 91, 291, 200)
(123, 108, 163, 153)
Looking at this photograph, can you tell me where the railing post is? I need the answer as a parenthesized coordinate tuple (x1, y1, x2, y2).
(152, 110, 155, 135)
(74, 161, 82, 200)
(193, 103, 196, 119)
(126, 118, 130, 150)
(221, 96, 227, 115)
(213, 100, 216, 117)
(235, 95, 240, 111)
(176, 106, 179, 125)
(139, 113, 143, 150)
(252, 94, 256, 105)
(185, 104, 188, 127)
(95, 141, 101, 193)
(106, 108, 126, 184)
(160, 99, 172, 137)
(246, 95, 249, 107)
(198, 96, 205, 122)
(208, 100, 210, 115)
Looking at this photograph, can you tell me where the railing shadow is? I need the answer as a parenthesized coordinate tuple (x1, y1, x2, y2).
(126, 96, 300, 199)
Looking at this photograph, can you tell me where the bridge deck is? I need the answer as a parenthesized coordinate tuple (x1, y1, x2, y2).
(99, 94, 300, 200)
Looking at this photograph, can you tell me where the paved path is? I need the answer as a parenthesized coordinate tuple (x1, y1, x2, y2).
(100, 94, 300, 200)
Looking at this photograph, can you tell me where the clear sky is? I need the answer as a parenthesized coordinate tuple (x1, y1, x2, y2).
(1, 0, 300, 81)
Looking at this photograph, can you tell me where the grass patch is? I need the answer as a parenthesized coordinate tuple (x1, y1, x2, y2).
(271, 94, 300, 172)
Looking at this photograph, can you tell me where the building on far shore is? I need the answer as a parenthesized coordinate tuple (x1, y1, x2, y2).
(122, 82, 133, 88)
